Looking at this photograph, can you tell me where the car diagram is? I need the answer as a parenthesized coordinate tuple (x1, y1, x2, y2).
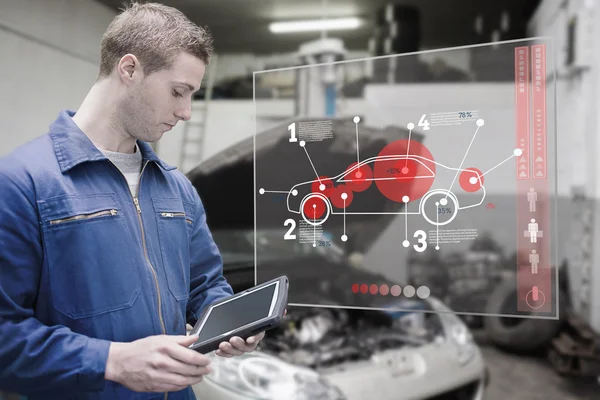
(259, 116, 523, 251)
(285, 153, 487, 228)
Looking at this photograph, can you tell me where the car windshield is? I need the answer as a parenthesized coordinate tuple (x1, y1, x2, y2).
(211, 228, 346, 265)
(339, 160, 373, 179)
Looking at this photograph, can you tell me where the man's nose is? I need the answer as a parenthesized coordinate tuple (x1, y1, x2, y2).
(175, 101, 192, 122)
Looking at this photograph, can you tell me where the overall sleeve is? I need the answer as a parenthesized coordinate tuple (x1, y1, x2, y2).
(0, 171, 111, 396)
(186, 186, 233, 326)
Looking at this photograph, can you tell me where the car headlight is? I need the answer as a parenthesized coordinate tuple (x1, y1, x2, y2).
(446, 319, 477, 365)
(427, 297, 477, 365)
(205, 352, 346, 400)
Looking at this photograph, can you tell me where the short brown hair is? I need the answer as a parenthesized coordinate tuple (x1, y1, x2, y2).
(97, 1, 213, 79)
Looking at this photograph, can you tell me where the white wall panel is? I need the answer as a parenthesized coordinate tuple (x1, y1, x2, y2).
(0, 0, 116, 156)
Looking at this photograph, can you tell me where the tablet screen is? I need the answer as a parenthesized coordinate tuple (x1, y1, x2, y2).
(196, 282, 278, 343)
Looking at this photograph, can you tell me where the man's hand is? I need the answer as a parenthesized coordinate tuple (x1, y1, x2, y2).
(105, 334, 211, 393)
(215, 331, 265, 358)
(215, 309, 286, 358)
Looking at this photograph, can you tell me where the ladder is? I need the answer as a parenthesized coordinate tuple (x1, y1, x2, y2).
(179, 53, 218, 172)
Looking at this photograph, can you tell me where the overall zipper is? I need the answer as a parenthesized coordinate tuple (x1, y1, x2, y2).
(49, 209, 117, 225)
(107, 160, 170, 399)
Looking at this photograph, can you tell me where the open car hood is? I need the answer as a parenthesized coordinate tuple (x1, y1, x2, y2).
(186, 117, 424, 253)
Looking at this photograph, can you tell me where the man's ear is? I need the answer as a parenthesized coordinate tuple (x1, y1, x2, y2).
(117, 54, 140, 83)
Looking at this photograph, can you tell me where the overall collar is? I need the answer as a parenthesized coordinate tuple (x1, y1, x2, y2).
(49, 110, 176, 173)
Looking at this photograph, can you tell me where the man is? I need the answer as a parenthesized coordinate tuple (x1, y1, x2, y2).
(0, 2, 263, 399)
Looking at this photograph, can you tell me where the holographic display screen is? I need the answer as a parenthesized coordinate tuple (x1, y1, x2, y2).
(252, 38, 558, 319)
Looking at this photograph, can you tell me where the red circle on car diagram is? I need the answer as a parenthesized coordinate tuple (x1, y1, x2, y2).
(343, 162, 373, 192)
(392, 158, 420, 180)
(330, 185, 354, 209)
(302, 195, 327, 220)
(311, 176, 334, 198)
(373, 139, 436, 203)
(459, 167, 484, 192)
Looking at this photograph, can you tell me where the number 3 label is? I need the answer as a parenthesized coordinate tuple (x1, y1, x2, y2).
(413, 230, 427, 252)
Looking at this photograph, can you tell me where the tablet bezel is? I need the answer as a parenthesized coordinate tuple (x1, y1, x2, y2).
(190, 280, 280, 342)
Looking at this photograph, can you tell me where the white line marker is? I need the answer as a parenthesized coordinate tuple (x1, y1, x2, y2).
(481, 152, 519, 177)
(343, 198, 347, 240)
(403, 195, 410, 247)
(435, 201, 440, 250)
(405, 123, 414, 168)
(303, 146, 322, 184)
(354, 116, 360, 165)
(445, 120, 484, 200)
(259, 189, 290, 194)
(313, 206, 317, 247)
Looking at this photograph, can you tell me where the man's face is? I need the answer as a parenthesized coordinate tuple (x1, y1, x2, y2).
(118, 52, 206, 142)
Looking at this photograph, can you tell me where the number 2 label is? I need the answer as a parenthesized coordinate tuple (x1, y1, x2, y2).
(284, 219, 296, 240)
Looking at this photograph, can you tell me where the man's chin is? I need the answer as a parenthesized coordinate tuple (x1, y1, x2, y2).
(143, 132, 164, 143)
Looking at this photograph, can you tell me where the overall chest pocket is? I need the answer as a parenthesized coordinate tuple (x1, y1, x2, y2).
(152, 197, 194, 302)
(39, 193, 141, 319)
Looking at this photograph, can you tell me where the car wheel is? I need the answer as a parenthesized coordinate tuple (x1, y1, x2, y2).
(419, 189, 459, 226)
(483, 279, 563, 354)
(299, 193, 331, 226)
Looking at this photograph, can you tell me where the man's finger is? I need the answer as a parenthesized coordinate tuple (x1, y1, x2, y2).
(168, 334, 199, 346)
(219, 341, 243, 356)
(161, 359, 212, 378)
(215, 349, 233, 358)
(152, 370, 205, 389)
(165, 342, 211, 367)
(246, 331, 265, 345)
(230, 336, 254, 352)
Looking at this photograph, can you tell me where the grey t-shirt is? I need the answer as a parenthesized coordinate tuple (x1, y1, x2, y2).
(98, 143, 143, 197)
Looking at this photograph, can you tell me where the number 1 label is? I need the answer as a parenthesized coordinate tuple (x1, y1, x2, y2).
(288, 123, 297, 142)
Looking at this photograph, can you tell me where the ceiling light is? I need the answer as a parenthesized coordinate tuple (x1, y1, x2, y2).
(269, 18, 362, 34)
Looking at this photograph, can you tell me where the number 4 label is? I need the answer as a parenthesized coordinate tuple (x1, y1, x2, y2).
(418, 114, 430, 131)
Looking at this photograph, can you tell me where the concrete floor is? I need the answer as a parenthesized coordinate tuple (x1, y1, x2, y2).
(478, 342, 599, 400)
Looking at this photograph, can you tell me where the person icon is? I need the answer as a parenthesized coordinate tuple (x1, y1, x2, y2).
(527, 188, 537, 212)
(528, 218, 539, 243)
(529, 249, 539, 274)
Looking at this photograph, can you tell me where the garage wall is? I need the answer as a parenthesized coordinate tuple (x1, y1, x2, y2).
(212, 49, 472, 84)
(157, 99, 297, 170)
(527, 0, 600, 332)
(0, 0, 116, 157)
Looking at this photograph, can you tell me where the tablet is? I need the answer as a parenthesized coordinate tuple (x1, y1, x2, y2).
(188, 275, 289, 354)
